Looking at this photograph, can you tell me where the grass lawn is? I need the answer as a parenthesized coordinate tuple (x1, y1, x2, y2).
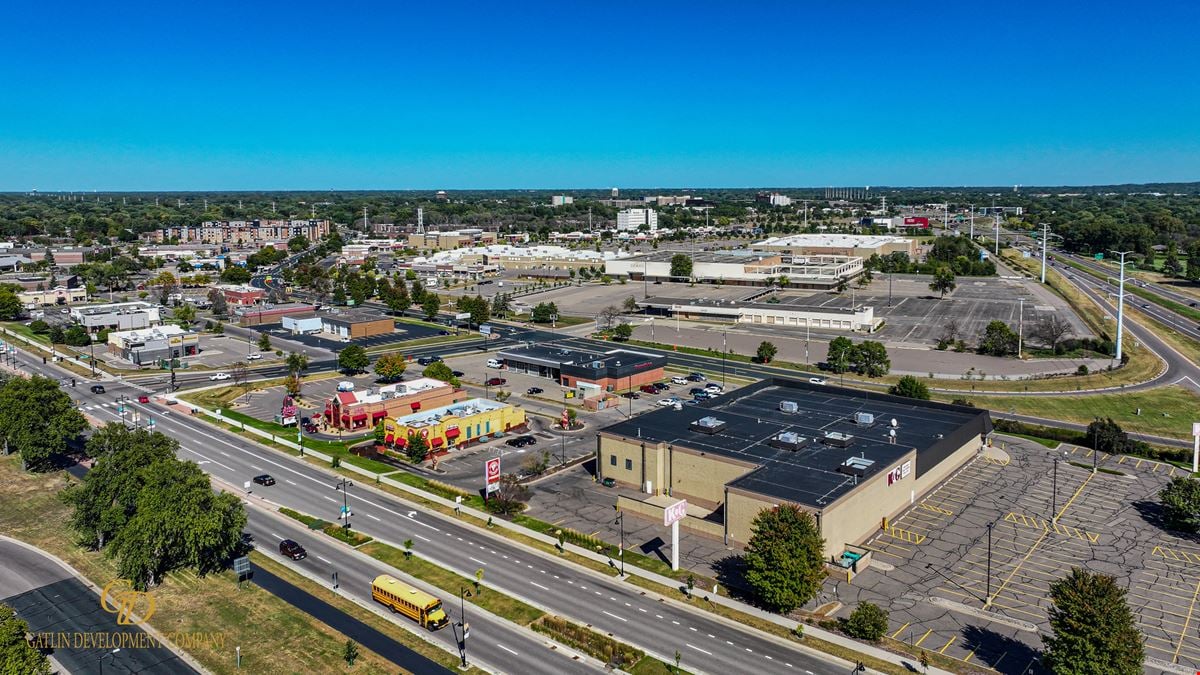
(358, 541, 545, 626)
(955, 386, 1200, 440)
(0, 456, 404, 675)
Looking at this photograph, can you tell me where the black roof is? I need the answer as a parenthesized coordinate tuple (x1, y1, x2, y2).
(600, 378, 991, 508)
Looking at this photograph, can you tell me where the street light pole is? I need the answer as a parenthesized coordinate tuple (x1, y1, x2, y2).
(1039, 223, 1051, 283)
(613, 508, 625, 577)
(721, 329, 727, 388)
(1111, 250, 1134, 364)
(1052, 457, 1060, 523)
(459, 587, 471, 668)
(985, 521, 993, 606)
(334, 478, 353, 529)
(1017, 298, 1024, 359)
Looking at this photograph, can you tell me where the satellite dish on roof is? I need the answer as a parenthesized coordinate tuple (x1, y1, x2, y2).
(891, 418, 898, 427)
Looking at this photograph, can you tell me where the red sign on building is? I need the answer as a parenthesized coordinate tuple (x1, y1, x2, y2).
(485, 457, 501, 494)
(903, 217, 930, 228)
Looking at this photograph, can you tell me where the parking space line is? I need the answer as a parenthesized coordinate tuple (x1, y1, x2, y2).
(890, 622, 910, 640)
(887, 527, 926, 545)
(938, 636, 957, 654)
(913, 629, 933, 647)
(1176, 577, 1200, 664)
(1118, 455, 1128, 464)
(987, 529, 1050, 608)
(918, 502, 954, 515)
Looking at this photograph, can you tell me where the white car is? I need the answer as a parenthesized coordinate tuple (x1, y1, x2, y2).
(704, 383, 723, 392)
(246, 353, 263, 360)
(670, 376, 688, 385)
(809, 377, 827, 385)
(657, 397, 681, 407)
(210, 372, 231, 381)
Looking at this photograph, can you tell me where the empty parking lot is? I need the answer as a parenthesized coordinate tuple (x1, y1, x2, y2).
(830, 437, 1200, 673)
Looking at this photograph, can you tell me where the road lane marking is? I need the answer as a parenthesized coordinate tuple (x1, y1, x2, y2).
(686, 644, 712, 656)
(285, 479, 297, 485)
(602, 610, 627, 622)
(323, 495, 337, 503)
(531, 582, 550, 591)
(317, 555, 332, 564)
(182, 448, 234, 472)
(496, 643, 518, 656)
(270, 532, 283, 540)
(469, 557, 487, 566)
(366, 514, 381, 521)
(250, 465, 263, 471)
(414, 534, 431, 542)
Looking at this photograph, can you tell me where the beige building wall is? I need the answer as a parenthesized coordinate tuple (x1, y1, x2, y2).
(667, 448, 756, 508)
(817, 451, 916, 558)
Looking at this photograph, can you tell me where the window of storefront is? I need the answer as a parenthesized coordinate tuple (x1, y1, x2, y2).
(610, 455, 616, 466)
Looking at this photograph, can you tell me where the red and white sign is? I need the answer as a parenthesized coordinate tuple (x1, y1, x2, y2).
(887, 467, 903, 485)
(664, 499, 688, 527)
(561, 408, 569, 429)
(485, 457, 501, 494)
(903, 217, 930, 228)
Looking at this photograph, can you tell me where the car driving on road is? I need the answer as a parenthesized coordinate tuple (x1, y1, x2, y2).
(279, 539, 307, 560)
(210, 372, 231, 381)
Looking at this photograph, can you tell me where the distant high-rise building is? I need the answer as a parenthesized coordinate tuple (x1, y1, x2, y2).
(611, 187, 619, 198)
(756, 192, 792, 207)
(616, 208, 658, 233)
(551, 195, 574, 206)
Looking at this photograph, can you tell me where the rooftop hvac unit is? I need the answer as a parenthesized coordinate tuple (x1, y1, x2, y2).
(769, 431, 808, 451)
(689, 416, 727, 435)
(839, 455, 875, 477)
(854, 412, 875, 425)
(779, 401, 798, 414)
(823, 431, 854, 448)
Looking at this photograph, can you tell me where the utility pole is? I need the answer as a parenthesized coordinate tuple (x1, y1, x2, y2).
(1112, 250, 1134, 363)
(1039, 223, 1051, 283)
(943, 203, 949, 230)
(993, 215, 1000, 256)
(802, 200, 809, 228)
(334, 478, 354, 529)
(1017, 298, 1024, 359)
(969, 204, 975, 240)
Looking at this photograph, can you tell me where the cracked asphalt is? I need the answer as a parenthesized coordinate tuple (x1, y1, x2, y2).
(819, 434, 1200, 674)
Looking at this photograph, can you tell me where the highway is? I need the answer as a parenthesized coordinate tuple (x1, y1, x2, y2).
(14, 350, 849, 675)
(1058, 253, 1200, 342)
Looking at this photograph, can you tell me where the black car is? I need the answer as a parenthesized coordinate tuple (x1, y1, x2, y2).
(452, 370, 465, 377)
(621, 391, 640, 399)
(505, 435, 537, 448)
(689, 387, 707, 396)
(252, 474, 276, 486)
(438, 330, 450, 335)
(685, 374, 705, 382)
(652, 382, 669, 391)
(279, 539, 307, 560)
(90, 384, 106, 394)
(526, 387, 543, 395)
(417, 355, 443, 366)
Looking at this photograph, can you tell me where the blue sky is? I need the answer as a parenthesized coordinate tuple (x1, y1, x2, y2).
(2, 1, 1197, 189)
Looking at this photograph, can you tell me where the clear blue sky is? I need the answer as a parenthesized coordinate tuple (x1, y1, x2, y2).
(2, 1, 1197, 190)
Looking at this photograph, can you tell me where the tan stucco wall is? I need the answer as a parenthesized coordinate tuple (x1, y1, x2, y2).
(818, 450, 917, 558)
(667, 448, 755, 508)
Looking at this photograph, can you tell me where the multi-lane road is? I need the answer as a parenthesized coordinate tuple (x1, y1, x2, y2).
(15, 349, 849, 675)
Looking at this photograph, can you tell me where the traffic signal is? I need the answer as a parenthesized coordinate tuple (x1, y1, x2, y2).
(71, 378, 76, 387)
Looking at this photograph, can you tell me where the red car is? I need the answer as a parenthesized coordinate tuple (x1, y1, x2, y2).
(640, 384, 657, 394)
(486, 377, 506, 386)
(137, 395, 150, 404)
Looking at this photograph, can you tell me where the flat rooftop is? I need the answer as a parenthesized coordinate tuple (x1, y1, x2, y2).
(601, 378, 990, 508)
(620, 250, 781, 264)
(392, 397, 507, 429)
(640, 295, 860, 315)
(754, 234, 909, 248)
(498, 345, 660, 369)
(322, 309, 391, 325)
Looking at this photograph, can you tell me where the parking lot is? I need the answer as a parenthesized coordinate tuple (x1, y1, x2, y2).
(231, 373, 380, 432)
(830, 436, 1200, 673)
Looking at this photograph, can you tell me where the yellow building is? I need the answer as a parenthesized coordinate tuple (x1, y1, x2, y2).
(383, 398, 526, 454)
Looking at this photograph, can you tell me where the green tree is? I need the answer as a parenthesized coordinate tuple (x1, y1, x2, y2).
(422, 361, 455, 382)
(0, 603, 50, 674)
(256, 332, 271, 352)
(491, 293, 511, 318)
(889, 375, 931, 400)
(373, 353, 408, 382)
(844, 602, 889, 641)
(826, 336, 854, 373)
(1086, 417, 1131, 455)
(405, 433, 429, 463)
(742, 504, 825, 613)
(531, 302, 559, 323)
(220, 266, 252, 284)
(978, 320, 1018, 357)
(409, 279, 426, 305)
(64, 324, 91, 346)
(669, 253, 693, 278)
(852, 340, 890, 377)
(421, 294, 441, 321)
(1042, 568, 1144, 675)
(1160, 476, 1200, 533)
(338, 344, 369, 373)
(282, 373, 301, 396)
(929, 265, 956, 298)
(610, 323, 633, 341)
(48, 325, 65, 344)
(756, 340, 778, 363)
(285, 351, 309, 375)
(212, 320, 225, 335)
(373, 421, 386, 446)
(1163, 243, 1182, 277)
(622, 295, 639, 312)
(207, 287, 228, 317)
(173, 302, 196, 326)
(288, 235, 310, 253)
(0, 289, 22, 320)
(343, 638, 359, 666)
(0, 376, 88, 471)
(387, 282, 411, 314)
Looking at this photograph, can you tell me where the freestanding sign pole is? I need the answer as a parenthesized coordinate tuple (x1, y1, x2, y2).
(664, 500, 688, 571)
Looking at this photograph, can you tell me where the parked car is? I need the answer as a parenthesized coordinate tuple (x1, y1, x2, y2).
(337, 381, 355, 392)
(279, 539, 307, 560)
(526, 387, 544, 395)
(809, 377, 827, 385)
(686, 372, 706, 382)
(506, 435, 537, 448)
(683, 399, 699, 406)
(452, 370, 465, 377)
(621, 392, 640, 399)
(486, 377, 506, 386)
(438, 330, 450, 335)
(252, 474, 276, 486)
(302, 423, 318, 434)
(693, 391, 712, 400)
(90, 384, 106, 394)
(657, 397, 681, 407)
(670, 376, 688, 385)
(417, 356, 442, 366)
(652, 382, 670, 392)
(137, 395, 150, 404)
(210, 372, 231, 381)
(601, 477, 616, 488)
(704, 383, 723, 392)
(689, 387, 707, 396)
(246, 353, 263, 360)
(640, 384, 658, 394)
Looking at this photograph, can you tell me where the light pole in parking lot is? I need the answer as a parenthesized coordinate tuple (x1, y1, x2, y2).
(721, 329, 727, 388)
(1050, 451, 1068, 523)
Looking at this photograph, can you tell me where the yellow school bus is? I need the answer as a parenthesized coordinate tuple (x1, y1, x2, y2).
(371, 574, 449, 630)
